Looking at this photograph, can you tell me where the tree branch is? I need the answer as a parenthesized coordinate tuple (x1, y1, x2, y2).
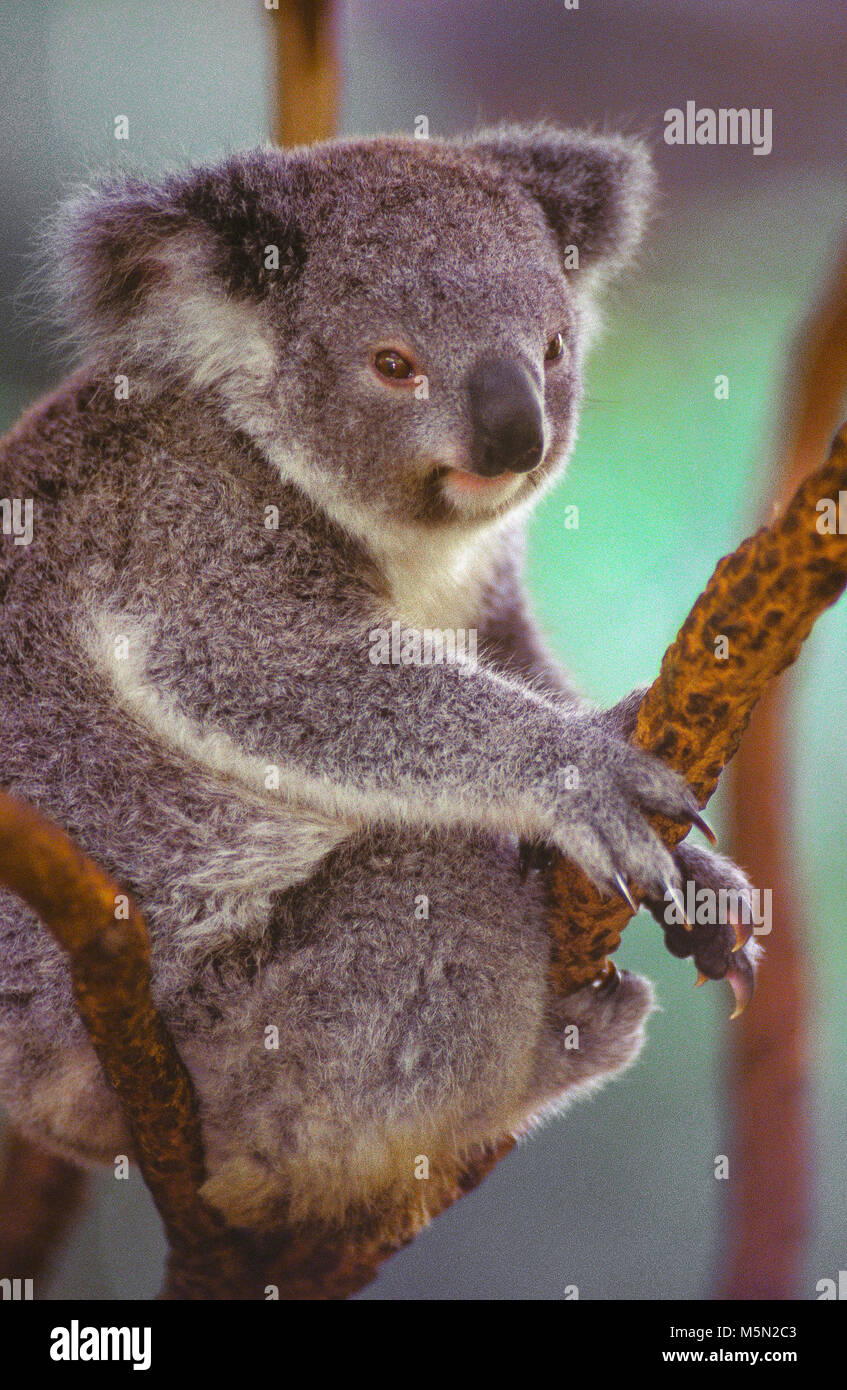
(270, 1, 340, 148)
(0, 1128, 88, 1288)
(719, 230, 847, 1299)
(546, 424, 847, 994)
(0, 792, 210, 1250)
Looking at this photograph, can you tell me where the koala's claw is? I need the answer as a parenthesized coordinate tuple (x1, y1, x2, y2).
(688, 810, 718, 847)
(613, 872, 638, 912)
(664, 878, 692, 929)
(730, 913, 755, 953)
(644, 840, 761, 1018)
(664, 916, 759, 1018)
(595, 688, 717, 847)
(726, 953, 756, 1019)
(552, 718, 703, 902)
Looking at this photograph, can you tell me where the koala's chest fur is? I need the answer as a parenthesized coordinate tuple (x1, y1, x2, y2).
(371, 526, 504, 632)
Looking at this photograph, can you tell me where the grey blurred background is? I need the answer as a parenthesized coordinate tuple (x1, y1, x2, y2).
(1, 0, 846, 1299)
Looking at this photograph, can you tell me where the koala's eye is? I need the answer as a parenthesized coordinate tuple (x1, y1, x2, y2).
(373, 349, 415, 382)
(545, 332, 567, 365)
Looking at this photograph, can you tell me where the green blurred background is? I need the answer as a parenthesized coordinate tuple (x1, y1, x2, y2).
(1, 0, 845, 1298)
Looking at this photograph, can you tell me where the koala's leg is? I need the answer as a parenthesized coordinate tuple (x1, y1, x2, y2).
(183, 825, 657, 1230)
(522, 968, 656, 1123)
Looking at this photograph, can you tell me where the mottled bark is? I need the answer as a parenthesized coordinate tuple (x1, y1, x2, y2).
(719, 233, 847, 1300)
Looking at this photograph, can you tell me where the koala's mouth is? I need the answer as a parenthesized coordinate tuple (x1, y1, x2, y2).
(439, 464, 528, 510)
(412, 459, 550, 527)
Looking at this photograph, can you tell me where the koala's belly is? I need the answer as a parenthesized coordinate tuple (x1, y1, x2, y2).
(176, 826, 555, 1222)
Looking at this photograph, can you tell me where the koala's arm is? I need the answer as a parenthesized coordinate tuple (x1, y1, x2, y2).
(133, 613, 699, 897)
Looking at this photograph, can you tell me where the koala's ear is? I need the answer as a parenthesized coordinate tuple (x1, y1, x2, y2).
(462, 124, 654, 275)
(53, 178, 192, 348)
(52, 153, 305, 385)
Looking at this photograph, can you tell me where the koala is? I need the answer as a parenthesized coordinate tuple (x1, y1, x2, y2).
(0, 125, 757, 1236)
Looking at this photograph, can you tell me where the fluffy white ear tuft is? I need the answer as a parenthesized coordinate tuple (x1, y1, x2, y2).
(50, 180, 278, 416)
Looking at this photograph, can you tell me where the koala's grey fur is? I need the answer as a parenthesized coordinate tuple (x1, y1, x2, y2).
(0, 125, 753, 1231)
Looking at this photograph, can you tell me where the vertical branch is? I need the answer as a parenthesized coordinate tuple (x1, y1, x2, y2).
(0, 791, 211, 1251)
(270, 1, 340, 147)
(720, 233, 847, 1299)
(0, 1128, 88, 1288)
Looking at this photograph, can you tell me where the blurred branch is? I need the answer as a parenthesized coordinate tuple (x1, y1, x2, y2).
(270, 1, 340, 147)
(0, 1128, 88, 1288)
(719, 230, 847, 1300)
(772, 233, 847, 504)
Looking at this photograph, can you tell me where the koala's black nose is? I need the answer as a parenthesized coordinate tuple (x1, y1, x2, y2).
(467, 359, 545, 477)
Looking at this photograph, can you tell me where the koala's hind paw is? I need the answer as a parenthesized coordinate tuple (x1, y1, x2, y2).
(643, 841, 762, 1018)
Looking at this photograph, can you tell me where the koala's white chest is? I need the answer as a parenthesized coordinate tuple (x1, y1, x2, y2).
(378, 538, 492, 631)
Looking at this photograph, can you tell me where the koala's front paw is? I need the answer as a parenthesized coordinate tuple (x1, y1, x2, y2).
(643, 842, 762, 1017)
(548, 712, 705, 902)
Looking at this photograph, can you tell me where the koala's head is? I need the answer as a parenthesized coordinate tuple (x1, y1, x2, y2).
(56, 125, 653, 538)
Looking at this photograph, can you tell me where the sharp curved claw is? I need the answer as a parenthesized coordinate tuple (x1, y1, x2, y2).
(727, 955, 755, 1019)
(614, 872, 638, 913)
(695, 970, 709, 987)
(729, 914, 755, 953)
